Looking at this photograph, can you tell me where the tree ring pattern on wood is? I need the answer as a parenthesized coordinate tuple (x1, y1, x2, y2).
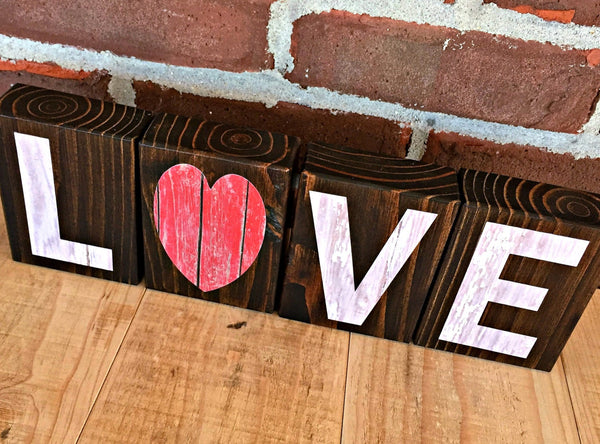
(460, 169, 600, 226)
(142, 113, 293, 166)
(210, 126, 270, 156)
(0, 84, 150, 137)
(305, 142, 460, 198)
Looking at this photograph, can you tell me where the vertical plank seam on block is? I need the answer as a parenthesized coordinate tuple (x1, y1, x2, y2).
(195, 175, 205, 287)
(238, 180, 250, 277)
(339, 332, 353, 444)
(559, 355, 584, 443)
(411, 201, 463, 344)
(73, 285, 149, 444)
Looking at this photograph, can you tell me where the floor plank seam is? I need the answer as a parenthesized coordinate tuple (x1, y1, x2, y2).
(73, 284, 150, 443)
(559, 355, 584, 444)
(339, 332, 352, 444)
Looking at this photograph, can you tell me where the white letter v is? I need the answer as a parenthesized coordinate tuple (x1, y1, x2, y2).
(309, 191, 437, 325)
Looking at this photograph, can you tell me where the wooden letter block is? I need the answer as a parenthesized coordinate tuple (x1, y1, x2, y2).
(140, 113, 300, 312)
(0, 84, 151, 283)
(279, 142, 461, 341)
(415, 170, 600, 370)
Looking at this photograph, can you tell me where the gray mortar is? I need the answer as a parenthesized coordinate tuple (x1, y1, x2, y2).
(0, 34, 598, 159)
(406, 126, 430, 161)
(268, 0, 600, 74)
(107, 77, 136, 106)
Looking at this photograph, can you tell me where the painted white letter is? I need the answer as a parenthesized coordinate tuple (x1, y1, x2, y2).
(439, 222, 588, 358)
(14, 132, 113, 270)
(309, 190, 437, 325)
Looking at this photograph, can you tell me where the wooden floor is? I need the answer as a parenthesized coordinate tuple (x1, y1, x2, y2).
(0, 211, 598, 443)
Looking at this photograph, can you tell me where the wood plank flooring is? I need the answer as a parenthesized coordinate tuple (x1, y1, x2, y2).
(0, 207, 145, 443)
(79, 291, 349, 443)
(0, 204, 597, 443)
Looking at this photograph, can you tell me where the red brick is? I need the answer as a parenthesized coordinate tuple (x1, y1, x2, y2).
(133, 81, 411, 157)
(423, 131, 600, 194)
(484, 0, 600, 26)
(0, 70, 111, 100)
(432, 31, 600, 133)
(0, 0, 274, 72)
(510, 5, 574, 23)
(589, 50, 600, 67)
(288, 12, 600, 133)
(287, 11, 454, 109)
(0, 60, 93, 80)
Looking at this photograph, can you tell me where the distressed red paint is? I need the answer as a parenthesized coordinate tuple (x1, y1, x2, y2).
(154, 164, 266, 291)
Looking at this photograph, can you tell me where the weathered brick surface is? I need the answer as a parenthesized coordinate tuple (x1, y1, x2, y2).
(588, 50, 600, 67)
(0, 70, 111, 100)
(288, 12, 453, 111)
(289, 11, 600, 133)
(423, 131, 600, 194)
(0, 0, 274, 72)
(484, 0, 600, 26)
(133, 81, 412, 157)
(432, 31, 600, 133)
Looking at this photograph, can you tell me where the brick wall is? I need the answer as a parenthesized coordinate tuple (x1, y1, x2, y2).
(1, 0, 599, 192)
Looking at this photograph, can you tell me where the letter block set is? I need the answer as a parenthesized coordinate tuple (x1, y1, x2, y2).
(1, 85, 599, 371)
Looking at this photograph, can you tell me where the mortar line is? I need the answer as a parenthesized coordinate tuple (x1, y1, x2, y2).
(1, 34, 598, 159)
(268, 0, 600, 73)
(406, 125, 430, 161)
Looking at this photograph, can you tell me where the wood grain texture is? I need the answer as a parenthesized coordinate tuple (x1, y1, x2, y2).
(562, 289, 600, 444)
(415, 169, 600, 370)
(79, 290, 349, 444)
(342, 333, 579, 444)
(0, 259, 144, 443)
(280, 142, 460, 342)
(0, 84, 152, 283)
(140, 113, 300, 312)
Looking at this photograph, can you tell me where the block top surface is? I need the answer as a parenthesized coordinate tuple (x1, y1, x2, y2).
(0, 84, 151, 139)
(460, 169, 600, 227)
(141, 113, 300, 169)
(305, 141, 460, 200)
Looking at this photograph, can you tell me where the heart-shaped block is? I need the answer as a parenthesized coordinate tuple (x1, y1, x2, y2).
(153, 164, 266, 291)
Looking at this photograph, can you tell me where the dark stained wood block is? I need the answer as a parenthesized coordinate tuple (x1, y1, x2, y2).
(140, 113, 300, 312)
(279, 142, 461, 342)
(0, 84, 152, 283)
(415, 170, 600, 371)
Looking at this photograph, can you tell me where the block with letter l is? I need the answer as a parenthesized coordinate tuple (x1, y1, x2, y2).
(279, 142, 461, 341)
(139, 113, 300, 312)
(414, 169, 600, 370)
(0, 84, 152, 283)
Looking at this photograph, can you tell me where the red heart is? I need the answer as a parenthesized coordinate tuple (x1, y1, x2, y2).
(153, 164, 266, 291)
